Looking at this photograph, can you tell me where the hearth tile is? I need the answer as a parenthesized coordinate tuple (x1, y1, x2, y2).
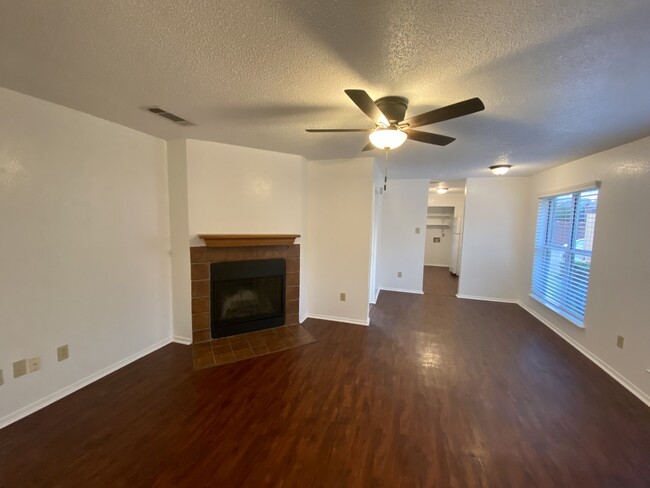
(286, 258, 300, 273)
(191, 280, 209, 298)
(190, 246, 210, 263)
(192, 329, 211, 343)
(286, 272, 300, 286)
(191, 264, 209, 280)
(246, 336, 266, 347)
(233, 347, 255, 360)
(192, 313, 210, 331)
(193, 342, 213, 357)
(286, 286, 299, 301)
(191, 297, 209, 314)
(266, 340, 286, 353)
(285, 313, 299, 326)
(286, 300, 299, 315)
(251, 344, 269, 355)
(213, 351, 236, 365)
(211, 340, 231, 354)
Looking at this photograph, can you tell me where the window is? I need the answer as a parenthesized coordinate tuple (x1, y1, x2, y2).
(531, 186, 599, 326)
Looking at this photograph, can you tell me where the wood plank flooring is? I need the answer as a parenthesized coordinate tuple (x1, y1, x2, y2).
(423, 265, 459, 296)
(1, 284, 648, 486)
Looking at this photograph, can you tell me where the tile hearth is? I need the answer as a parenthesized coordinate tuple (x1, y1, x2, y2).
(192, 324, 316, 370)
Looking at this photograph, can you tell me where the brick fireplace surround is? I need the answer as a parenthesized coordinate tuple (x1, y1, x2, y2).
(190, 237, 300, 343)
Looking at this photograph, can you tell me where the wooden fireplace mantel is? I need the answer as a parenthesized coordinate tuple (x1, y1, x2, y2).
(198, 234, 300, 248)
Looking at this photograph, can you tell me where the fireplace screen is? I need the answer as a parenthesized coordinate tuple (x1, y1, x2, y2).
(210, 259, 285, 338)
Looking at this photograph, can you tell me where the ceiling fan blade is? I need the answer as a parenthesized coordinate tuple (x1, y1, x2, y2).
(405, 97, 485, 129)
(361, 142, 376, 151)
(306, 128, 373, 133)
(344, 89, 389, 126)
(406, 130, 456, 146)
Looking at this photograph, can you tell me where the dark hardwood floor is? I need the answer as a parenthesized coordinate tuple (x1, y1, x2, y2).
(423, 265, 459, 296)
(1, 289, 649, 486)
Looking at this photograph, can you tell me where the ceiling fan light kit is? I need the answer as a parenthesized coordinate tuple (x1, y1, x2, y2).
(369, 128, 407, 149)
(489, 164, 512, 175)
(435, 187, 449, 194)
(306, 90, 485, 153)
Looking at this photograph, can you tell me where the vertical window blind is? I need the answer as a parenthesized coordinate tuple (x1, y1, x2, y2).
(531, 187, 599, 326)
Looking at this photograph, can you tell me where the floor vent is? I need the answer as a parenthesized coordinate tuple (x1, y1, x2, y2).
(143, 106, 194, 126)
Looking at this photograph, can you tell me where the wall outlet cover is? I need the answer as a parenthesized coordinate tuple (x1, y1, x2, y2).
(415, 227, 421, 234)
(339, 292, 346, 302)
(28, 356, 41, 373)
(616, 335, 624, 349)
(57, 344, 70, 361)
(13, 359, 28, 378)
(433, 237, 441, 243)
(0, 369, 4, 386)
(397, 271, 402, 278)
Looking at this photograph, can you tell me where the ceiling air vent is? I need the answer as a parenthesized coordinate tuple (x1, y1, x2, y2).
(143, 106, 194, 126)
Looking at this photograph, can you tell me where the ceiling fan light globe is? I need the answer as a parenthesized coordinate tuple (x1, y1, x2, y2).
(436, 187, 449, 194)
(369, 128, 407, 150)
(489, 164, 512, 175)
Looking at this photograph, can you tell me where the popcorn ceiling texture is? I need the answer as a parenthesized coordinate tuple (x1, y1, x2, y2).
(0, 0, 649, 179)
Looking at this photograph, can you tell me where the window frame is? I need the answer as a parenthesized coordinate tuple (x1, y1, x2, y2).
(530, 185, 600, 327)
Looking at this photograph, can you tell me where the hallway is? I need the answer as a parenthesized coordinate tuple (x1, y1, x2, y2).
(422, 265, 458, 297)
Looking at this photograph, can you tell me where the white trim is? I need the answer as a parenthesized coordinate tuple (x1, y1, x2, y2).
(369, 288, 380, 305)
(456, 294, 518, 303)
(424, 264, 450, 268)
(518, 301, 650, 408)
(299, 313, 308, 324)
(538, 180, 601, 198)
(172, 336, 192, 345)
(0, 337, 173, 430)
(306, 313, 369, 326)
(380, 287, 424, 295)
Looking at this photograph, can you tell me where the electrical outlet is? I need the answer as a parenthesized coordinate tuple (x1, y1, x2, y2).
(28, 356, 41, 373)
(433, 237, 441, 243)
(0, 369, 4, 386)
(57, 344, 69, 362)
(13, 359, 27, 378)
(397, 271, 402, 278)
(339, 292, 346, 302)
(415, 227, 421, 234)
(616, 336, 624, 349)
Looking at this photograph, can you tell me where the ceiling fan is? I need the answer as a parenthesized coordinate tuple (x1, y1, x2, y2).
(306, 90, 485, 152)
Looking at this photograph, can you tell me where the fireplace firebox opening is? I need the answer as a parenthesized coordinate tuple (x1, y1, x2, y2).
(210, 259, 286, 338)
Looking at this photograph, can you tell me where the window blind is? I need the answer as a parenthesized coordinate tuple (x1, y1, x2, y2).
(531, 188, 599, 326)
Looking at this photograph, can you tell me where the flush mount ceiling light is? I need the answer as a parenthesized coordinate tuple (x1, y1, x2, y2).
(435, 187, 449, 194)
(490, 164, 512, 175)
(369, 127, 408, 150)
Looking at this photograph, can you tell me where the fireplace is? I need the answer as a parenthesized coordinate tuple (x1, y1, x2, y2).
(210, 259, 286, 338)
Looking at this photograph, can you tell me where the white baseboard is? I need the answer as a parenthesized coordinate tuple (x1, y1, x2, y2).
(424, 264, 450, 268)
(370, 288, 380, 305)
(456, 294, 519, 304)
(306, 313, 369, 326)
(380, 287, 424, 295)
(518, 301, 650, 407)
(172, 336, 192, 345)
(0, 337, 173, 430)
(299, 313, 308, 324)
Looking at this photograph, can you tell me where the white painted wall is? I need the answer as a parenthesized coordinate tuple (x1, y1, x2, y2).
(518, 137, 650, 402)
(458, 178, 528, 301)
(167, 140, 192, 342)
(306, 158, 374, 325)
(377, 179, 429, 294)
(185, 139, 305, 245)
(369, 162, 384, 304)
(0, 87, 172, 426)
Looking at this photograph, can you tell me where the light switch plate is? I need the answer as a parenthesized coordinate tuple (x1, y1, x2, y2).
(415, 227, 421, 234)
(57, 344, 69, 361)
(616, 335, 624, 349)
(339, 292, 346, 302)
(13, 359, 27, 378)
(397, 271, 402, 278)
(0, 369, 4, 386)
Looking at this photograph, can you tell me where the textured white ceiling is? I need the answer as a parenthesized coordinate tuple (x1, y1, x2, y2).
(1, 0, 649, 179)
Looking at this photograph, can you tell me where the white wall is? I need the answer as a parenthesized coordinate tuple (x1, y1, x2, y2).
(306, 158, 374, 325)
(369, 162, 384, 303)
(424, 192, 466, 267)
(0, 87, 172, 426)
(377, 179, 429, 294)
(458, 177, 528, 301)
(167, 140, 192, 342)
(519, 137, 650, 403)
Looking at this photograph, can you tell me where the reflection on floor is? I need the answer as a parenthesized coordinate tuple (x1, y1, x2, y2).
(423, 265, 458, 296)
